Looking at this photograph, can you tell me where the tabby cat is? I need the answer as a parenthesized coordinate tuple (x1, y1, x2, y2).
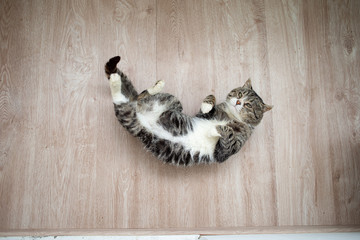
(105, 56, 272, 166)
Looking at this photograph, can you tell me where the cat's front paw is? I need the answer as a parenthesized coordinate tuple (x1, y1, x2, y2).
(216, 125, 234, 139)
(200, 95, 216, 114)
(201, 103, 213, 114)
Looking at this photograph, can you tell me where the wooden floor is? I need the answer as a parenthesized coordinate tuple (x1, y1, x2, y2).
(1, 0, 359, 232)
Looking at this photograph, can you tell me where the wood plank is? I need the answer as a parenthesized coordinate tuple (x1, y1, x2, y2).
(156, 0, 277, 227)
(0, 0, 157, 229)
(1, 226, 360, 237)
(265, 0, 360, 225)
(96, 0, 157, 229)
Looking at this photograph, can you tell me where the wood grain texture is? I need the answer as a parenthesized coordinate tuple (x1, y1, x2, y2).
(1, 226, 360, 237)
(265, 0, 360, 226)
(0, 0, 359, 232)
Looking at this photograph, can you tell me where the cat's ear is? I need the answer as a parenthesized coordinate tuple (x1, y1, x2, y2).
(243, 78, 252, 89)
(263, 104, 273, 112)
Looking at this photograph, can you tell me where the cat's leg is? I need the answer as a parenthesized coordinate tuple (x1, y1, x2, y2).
(148, 80, 165, 95)
(214, 125, 243, 162)
(109, 73, 129, 104)
(158, 110, 193, 136)
(105, 56, 138, 101)
(216, 125, 235, 140)
(152, 92, 190, 136)
(196, 95, 216, 119)
(137, 80, 165, 100)
(201, 95, 216, 114)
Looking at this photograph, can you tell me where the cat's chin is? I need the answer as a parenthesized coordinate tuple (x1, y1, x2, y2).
(225, 102, 243, 122)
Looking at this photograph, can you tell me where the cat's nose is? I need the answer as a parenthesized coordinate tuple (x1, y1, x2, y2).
(236, 100, 241, 105)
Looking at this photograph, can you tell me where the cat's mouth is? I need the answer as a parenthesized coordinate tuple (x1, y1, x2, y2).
(233, 104, 242, 112)
(225, 101, 242, 121)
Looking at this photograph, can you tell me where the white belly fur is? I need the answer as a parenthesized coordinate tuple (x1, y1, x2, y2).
(183, 118, 227, 156)
(136, 103, 227, 159)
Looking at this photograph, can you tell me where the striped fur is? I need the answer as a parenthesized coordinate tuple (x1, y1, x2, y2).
(105, 56, 272, 166)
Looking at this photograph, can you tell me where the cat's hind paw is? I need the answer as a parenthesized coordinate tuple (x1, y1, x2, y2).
(110, 73, 121, 85)
(110, 73, 128, 104)
(110, 73, 121, 93)
(148, 80, 165, 95)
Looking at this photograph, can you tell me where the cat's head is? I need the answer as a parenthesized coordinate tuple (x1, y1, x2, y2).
(226, 79, 272, 126)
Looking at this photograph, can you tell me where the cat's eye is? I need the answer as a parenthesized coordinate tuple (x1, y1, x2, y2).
(244, 103, 252, 108)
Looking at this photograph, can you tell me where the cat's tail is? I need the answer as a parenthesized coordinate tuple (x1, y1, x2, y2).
(105, 56, 138, 101)
(105, 56, 121, 79)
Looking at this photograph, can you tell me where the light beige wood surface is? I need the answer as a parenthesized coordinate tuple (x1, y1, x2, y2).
(0, 0, 359, 232)
(1, 226, 360, 237)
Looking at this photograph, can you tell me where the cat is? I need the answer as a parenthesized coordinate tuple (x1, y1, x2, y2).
(105, 56, 272, 166)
